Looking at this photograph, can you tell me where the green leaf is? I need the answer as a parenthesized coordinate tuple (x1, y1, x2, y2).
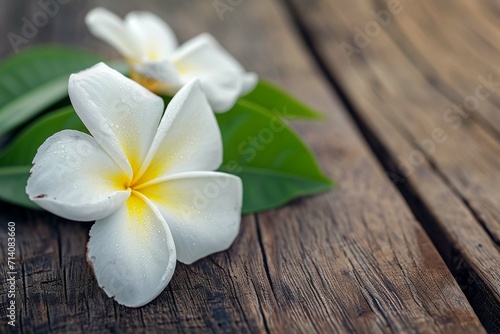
(0, 106, 84, 209)
(217, 100, 334, 214)
(240, 79, 324, 120)
(0, 45, 102, 136)
(107, 60, 129, 75)
(0, 166, 37, 209)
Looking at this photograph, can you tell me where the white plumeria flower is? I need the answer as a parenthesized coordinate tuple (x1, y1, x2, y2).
(85, 8, 258, 113)
(26, 63, 243, 307)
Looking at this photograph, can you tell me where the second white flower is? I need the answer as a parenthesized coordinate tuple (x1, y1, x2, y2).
(86, 8, 257, 112)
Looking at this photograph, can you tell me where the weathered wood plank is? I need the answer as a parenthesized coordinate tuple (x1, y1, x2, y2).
(0, 0, 486, 332)
(284, 0, 500, 331)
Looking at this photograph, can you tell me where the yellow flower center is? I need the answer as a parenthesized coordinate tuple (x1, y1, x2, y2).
(147, 50, 160, 61)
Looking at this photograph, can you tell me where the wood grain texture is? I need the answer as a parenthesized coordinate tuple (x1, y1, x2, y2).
(285, 0, 500, 331)
(0, 0, 489, 333)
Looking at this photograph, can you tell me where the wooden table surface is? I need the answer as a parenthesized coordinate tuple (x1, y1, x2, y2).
(1, 0, 499, 333)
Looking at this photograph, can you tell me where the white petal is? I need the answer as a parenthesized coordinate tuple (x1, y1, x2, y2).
(125, 11, 178, 61)
(85, 8, 139, 59)
(131, 60, 183, 95)
(242, 73, 258, 95)
(197, 71, 243, 112)
(87, 193, 176, 307)
(171, 33, 250, 112)
(137, 171, 242, 264)
(26, 130, 130, 221)
(68, 63, 164, 176)
(172, 33, 246, 74)
(133, 80, 222, 184)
